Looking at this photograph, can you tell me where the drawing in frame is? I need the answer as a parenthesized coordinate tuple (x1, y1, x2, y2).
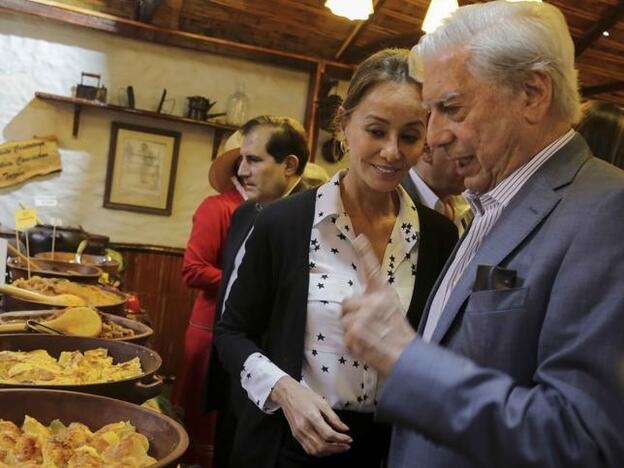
(104, 121, 181, 216)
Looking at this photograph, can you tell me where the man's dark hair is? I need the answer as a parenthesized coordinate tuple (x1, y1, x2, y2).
(240, 115, 309, 175)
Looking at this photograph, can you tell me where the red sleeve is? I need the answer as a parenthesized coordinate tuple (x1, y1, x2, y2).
(181, 195, 233, 292)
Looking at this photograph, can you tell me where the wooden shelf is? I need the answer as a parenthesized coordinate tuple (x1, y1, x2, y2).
(35, 92, 238, 159)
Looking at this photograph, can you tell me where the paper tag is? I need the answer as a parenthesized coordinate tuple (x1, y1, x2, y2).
(49, 217, 64, 227)
(0, 239, 7, 286)
(34, 195, 58, 207)
(15, 208, 38, 229)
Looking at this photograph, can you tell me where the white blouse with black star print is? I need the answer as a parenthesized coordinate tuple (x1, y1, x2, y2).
(240, 170, 420, 413)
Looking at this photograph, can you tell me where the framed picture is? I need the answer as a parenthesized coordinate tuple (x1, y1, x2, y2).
(104, 122, 181, 216)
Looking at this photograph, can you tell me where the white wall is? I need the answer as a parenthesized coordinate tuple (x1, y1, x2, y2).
(0, 12, 329, 248)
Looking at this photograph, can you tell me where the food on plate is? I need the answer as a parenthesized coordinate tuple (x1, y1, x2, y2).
(0, 309, 136, 340)
(99, 319, 135, 340)
(12, 276, 123, 306)
(0, 416, 156, 467)
(0, 348, 142, 385)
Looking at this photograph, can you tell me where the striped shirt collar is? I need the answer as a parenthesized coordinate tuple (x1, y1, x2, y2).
(465, 129, 575, 216)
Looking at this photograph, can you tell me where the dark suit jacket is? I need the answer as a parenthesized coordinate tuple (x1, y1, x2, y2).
(204, 200, 260, 411)
(205, 179, 310, 410)
(401, 172, 421, 205)
(377, 134, 624, 467)
(215, 188, 458, 468)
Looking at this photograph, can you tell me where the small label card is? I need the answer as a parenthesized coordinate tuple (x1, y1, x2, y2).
(15, 208, 38, 230)
(34, 195, 58, 207)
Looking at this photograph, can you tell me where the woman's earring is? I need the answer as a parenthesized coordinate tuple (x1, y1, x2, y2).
(340, 139, 348, 154)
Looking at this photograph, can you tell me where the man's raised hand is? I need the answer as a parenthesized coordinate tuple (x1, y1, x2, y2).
(341, 235, 417, 378)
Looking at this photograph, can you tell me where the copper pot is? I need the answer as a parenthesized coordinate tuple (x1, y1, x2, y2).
(0, 334, 162, 403)
(0, 389, 188, 467)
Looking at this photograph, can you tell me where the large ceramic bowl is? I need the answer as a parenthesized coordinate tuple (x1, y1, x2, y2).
(0, 309, 153, 345)
(35, 251, 120, 276)
(0, 388, 188, 467)
(8, 257, 102, 284)
(0, 334, 162, 403)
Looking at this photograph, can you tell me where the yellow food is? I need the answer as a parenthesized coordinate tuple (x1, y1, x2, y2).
(0, 348, 142, 385)
(0, 416, 156, 467)
(0, 310, 135, 340)
(12, 276, 123, 307)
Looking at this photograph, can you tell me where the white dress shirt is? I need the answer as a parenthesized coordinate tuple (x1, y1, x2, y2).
(422, 129, 576, 341)
(408, 168, 472, 234)
(240, 171, 421, 413)
(220, 227, 254, 317)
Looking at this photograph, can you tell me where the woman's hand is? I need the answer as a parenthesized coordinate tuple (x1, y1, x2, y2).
(270, 375, 352, 457)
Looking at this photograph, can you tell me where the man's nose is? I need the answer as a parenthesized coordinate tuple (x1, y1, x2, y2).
(237, 159, 250, 177)
(427, 111, 453, 150)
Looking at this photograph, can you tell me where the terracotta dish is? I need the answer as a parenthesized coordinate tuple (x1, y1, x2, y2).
(0, 334, 162, 403)
(0, 389, 188, 467)
(0, 310, 153, 345)
(7, 257, 102, 284)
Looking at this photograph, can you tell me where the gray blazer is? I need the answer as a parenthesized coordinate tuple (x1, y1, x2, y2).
(377, 134, 624, 467)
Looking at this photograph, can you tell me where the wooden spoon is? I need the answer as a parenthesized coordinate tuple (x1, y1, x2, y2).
(0, 284, 86, 307)
(0, 307, 102, 337)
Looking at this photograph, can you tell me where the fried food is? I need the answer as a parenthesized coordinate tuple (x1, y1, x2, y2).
(0, 416, 156, 467)
(12, 276, 123, 307)
(99, 319, 135, 340)
(0, 348, 142, 385)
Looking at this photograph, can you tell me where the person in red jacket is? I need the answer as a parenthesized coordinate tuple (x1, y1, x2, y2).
(172, 131, 246, 467)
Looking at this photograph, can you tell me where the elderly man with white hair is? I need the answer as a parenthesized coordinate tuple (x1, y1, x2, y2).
(341, 1, 624, 467)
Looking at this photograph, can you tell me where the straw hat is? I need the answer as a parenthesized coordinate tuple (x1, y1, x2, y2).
(209, 131, 243, 193)
(301, 162, 330, 188)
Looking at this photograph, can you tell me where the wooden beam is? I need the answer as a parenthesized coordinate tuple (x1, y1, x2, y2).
(581, 81, 624, 97)
(334, 0, 389, 61)
(0, 0, 354, 73)
(304, 62, 326, 161)
(575, 1, 624, 57)
(0, 0, 355, 161)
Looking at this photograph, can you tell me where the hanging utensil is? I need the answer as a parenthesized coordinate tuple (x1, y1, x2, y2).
(74, 239, 88, 264)
(25, 320, 65, 335)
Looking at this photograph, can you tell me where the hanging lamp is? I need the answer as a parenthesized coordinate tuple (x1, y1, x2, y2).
(325, 0, 374, 21)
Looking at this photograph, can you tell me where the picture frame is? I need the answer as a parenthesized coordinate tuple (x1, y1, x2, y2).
(103, 122, 181, 216)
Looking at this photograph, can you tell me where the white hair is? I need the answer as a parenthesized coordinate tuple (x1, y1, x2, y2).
(412, 1, 581, 124)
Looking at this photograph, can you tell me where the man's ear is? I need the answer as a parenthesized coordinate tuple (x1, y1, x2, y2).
(522, 70, 552, 124)
(284, 154, 300, 176)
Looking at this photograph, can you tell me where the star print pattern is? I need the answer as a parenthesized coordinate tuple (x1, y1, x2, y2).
(240, 171, 421, 413)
